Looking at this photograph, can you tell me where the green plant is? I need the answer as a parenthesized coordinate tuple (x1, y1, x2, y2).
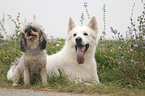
(96, 2, 145, 88)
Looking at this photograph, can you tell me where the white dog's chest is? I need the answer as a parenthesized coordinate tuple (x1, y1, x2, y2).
(63, 64, 93, 81)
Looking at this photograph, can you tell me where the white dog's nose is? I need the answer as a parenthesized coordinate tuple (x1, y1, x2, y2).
(75, 37, 82, 44)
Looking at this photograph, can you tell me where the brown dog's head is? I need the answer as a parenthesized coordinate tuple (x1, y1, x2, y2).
(24, 22, 42, 41)
(19, 22, 47, 52)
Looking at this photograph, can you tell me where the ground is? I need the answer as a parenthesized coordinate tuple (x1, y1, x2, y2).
(0, 88, 91, 96)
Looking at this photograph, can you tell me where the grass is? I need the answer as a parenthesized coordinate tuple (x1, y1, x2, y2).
(0, 38, 145, 96)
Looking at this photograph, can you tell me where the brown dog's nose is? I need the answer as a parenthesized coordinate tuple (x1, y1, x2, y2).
(27, 29, 32, 34)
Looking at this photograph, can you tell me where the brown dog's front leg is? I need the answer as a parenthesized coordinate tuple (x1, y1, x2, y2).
(24, 66, 30, 84)
(40, 67, 47, 85)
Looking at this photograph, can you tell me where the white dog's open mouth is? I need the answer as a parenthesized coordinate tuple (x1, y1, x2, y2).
(75, 44, 89, 64)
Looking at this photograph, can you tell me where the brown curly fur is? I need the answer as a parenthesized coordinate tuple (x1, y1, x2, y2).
(12, 22, 47, 86)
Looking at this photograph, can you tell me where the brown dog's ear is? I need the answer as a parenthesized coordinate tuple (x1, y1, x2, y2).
(19, 33, 27, 52)
(39, 31, 47, 50)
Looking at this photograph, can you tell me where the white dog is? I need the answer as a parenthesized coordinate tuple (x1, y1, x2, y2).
(46, 16, 100, 84)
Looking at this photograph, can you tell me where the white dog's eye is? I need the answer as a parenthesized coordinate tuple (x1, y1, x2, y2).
(73, 33, 77, 37)
(84, 32, 88, 36)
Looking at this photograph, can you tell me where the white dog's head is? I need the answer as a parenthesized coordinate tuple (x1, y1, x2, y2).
(67, 16, 98, 64)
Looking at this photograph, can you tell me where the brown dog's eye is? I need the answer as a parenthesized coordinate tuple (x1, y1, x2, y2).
(25, 29, 28, 33)
(32, 28, 37, 32)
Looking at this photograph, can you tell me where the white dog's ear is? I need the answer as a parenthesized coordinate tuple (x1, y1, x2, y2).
(68, 17, 76, 32)
(87, 16, 98, 32)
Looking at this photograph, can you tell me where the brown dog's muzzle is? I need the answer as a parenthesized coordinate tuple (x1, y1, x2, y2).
(25, 29, 38, 40)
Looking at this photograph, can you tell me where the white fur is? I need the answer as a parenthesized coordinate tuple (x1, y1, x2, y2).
(7, 58, 20, 80)
(46, 16, 100, 83)
(7, 65, 16, 80)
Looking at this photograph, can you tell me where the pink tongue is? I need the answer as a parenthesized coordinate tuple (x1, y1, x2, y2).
(77, 46, 85, 64)
(26, 36, 33, 40)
